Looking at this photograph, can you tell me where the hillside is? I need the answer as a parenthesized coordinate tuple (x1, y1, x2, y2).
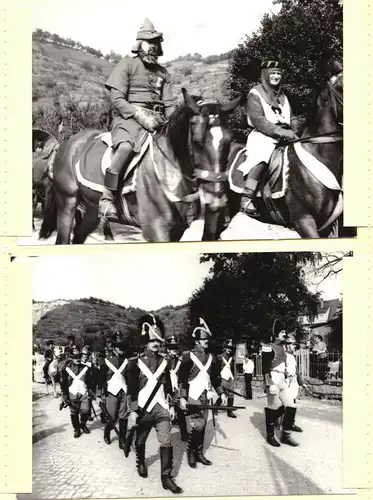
(32, 40, 230, 114)
(32, 297, 190, 349)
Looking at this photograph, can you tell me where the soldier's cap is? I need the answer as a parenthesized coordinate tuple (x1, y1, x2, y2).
(165, 335, 179, 347)
(71, 346, 81, 356)
(192, 318, 212, 339)
(81, 345, 92, 354)
(113, 340, 127, 351)
(46, 340, 54, 345)
(261, 60, 283, 71)
(223, 338, 234, 348)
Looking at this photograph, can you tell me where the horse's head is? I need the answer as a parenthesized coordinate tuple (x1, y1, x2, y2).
(53, 346, 62, 359)
(181, 88, 242, 211)
(317, 61, 343, 129)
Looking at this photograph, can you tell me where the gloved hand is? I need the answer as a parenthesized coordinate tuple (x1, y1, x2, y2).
(62, 393, 69, 403)
(179, 397, 188, 411)
(134, 108, 164, 132)
(127, 410, 139, 429)
(279, 129, 299, 141)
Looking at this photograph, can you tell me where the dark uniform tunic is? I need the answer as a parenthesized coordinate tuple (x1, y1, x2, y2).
(60, 360, 94, 416)
(126, 349, 173, 447)
(100, 354, 129, 421)
(262, 343, 295, 409)
(105, 56, 175, 152)
(179, 345, 224, 431)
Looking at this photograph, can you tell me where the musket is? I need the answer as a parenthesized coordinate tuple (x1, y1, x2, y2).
(225, 387, 246, 399)
(124, 367, 169, 458)
(88, 388, 120, 439)
(210, 394, 217, 444)
(186, 404, 245, 412)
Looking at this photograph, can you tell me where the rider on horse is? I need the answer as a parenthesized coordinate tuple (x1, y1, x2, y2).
(98, 18, 176, 222)
(43, 340, 54, 382)
(240, 60, 299, 217)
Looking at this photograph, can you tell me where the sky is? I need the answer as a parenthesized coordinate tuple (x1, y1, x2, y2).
(28, 251, 341, 310)
(31, 0, 281, 61)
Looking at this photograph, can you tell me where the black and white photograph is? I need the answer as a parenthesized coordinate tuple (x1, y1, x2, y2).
(26, 0, 351, 245)
(23, 250, 349, 498)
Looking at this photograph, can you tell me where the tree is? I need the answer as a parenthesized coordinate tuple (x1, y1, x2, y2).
(226, 0, 342, 141)
(188, 253, 322, 350)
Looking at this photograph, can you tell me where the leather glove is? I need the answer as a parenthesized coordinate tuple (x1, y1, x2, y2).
(278, 129, 299, 141)
(179, 397, 188, 411)
(134, 108, 164, 132)
(127, 410, 139, 429)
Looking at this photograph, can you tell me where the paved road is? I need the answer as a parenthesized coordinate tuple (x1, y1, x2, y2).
(20, 382, 350, 499)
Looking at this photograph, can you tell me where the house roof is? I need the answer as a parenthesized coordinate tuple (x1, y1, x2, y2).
(301, 298, 340, 326)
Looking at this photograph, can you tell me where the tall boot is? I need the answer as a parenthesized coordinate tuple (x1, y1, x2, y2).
(275, 405, 285, 429)
(187, 429, 198, 468)
(71, 414, 81, 439)
(103, 423, 111, 445)
(195, 428, 212, 466)
(98, 144, 134, 221)
(265, 407, 280, 447)
(160, 447, 183, 494)
(80, 412, 91, 434)
(136, 444, 148, 478)
(118, 418, 127, 450)
(239, 162, 267, 217)
(281, 407, 300, 446)
(227, 396, 237, 418)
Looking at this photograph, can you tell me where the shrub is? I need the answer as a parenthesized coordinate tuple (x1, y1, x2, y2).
(81, 60, 93, 72)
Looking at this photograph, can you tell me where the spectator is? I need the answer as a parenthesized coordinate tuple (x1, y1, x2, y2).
(311, 335, 328, 381)
(243, 355, 254, 400)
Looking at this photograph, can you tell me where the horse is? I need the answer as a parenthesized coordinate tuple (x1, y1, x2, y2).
(45, 346, 64, 398)
(38, 89, 242, 244)
(223, 65, 343, 239)
(32, 129, 59, 230)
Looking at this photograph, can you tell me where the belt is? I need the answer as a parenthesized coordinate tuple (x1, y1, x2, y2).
(133, 103, 165, 113)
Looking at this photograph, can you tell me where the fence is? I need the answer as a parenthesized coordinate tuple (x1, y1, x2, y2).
(253, 349, 342, 382)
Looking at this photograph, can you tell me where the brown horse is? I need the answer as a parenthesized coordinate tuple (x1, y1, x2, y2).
(39, 89, 241, 244)
(224, 67, 343, 239)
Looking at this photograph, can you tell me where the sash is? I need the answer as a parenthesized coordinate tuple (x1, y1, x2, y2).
(189, 353, 212, 400)
(138, 358, 168, 412)
(170, 360, 181, 392)
(221, 356, 233, 381)
(66, 366, 88, 396)
(105, 358, 128, 396)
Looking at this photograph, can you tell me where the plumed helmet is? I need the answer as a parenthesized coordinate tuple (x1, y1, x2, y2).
(139, 314, 165, 343)
(192, 318, 212, 340)
(113, 330, 123, 342)
(81, 345, 91, 355)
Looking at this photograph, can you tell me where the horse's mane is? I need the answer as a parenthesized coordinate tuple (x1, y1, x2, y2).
(165, 104, 194, 167)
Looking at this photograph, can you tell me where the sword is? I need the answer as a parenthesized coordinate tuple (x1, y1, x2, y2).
(186, 404, 245, 412)
(225, 387, 246, 399)
(88, 389, 120, 439)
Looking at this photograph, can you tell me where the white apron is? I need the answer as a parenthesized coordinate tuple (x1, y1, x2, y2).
(239, 88, 291, 176)
(170, 360, 181, 392)
(138, 358, 169, 412)
(66, 366, 88, 396)
(220, 356, 234, 381)
(188, 353, 213, 400)
(105, 358, 128, 396)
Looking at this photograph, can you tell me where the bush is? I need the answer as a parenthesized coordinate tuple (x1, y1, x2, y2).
(179, 64, 194, 77)
(81, 60, 93, 72)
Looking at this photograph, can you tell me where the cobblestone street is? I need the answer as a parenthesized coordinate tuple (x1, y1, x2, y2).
(18, 382, 350, 499)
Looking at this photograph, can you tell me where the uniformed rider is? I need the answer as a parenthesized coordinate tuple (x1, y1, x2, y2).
(98, 18, 176, 221)
(126, 314, 183, 494)
(178, 318, 227, 468)
(240, 60, 298, 217)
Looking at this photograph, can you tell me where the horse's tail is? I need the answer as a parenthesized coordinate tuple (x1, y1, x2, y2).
(39, 183, 57, 239)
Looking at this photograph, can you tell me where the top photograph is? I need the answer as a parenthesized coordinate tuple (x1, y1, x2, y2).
(28, 0, 350, 244)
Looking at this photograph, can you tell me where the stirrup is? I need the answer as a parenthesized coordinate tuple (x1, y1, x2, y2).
(239, 200, 260, 218)
(99, 201, 119, 223)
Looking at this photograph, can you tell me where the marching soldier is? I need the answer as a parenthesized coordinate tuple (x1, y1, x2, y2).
(178, 318, 228, 468)
(262, 326, 300, 447)
(126, 314, 182, 494)
(215, 338, 237, 418)
(165, 334, 188, 441)
(81, 345, 95, 420)
(98, 18, 176, 221)
(101, 339, 131, 449)
(60, 345, 95, 438)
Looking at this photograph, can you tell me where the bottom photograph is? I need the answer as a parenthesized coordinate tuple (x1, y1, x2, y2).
(23, 250, 348, 499)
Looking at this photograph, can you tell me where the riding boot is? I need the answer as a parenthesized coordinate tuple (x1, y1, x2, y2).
(136, 444, 148, 478)
(275, 405, 285, 429)
(195, 428, 212, 466)
(98, 145, 134, 222)
(80, 412, 91, 434)
(118, 418, 127, 450)
(160, 447, 183, 494)
(227, 396, 237, 418)
(239, 162, 267, 217)
(103, 423, 111, 445)
(187, 429, 198, 468)
(280, 407, 300, 446)
(265, 407, 281, 447)
(71, 414, 81, 439)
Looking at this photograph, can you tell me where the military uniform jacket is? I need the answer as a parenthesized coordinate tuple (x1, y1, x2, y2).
(262, 343, 287, 385)
(216, 354, 235, 382)
(60, 360, 94, 397)
(101, 355, 128, 396)
(178, 345, 224, 400)
(126, 350, 173, 412)
(105, 56, 175, 119)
